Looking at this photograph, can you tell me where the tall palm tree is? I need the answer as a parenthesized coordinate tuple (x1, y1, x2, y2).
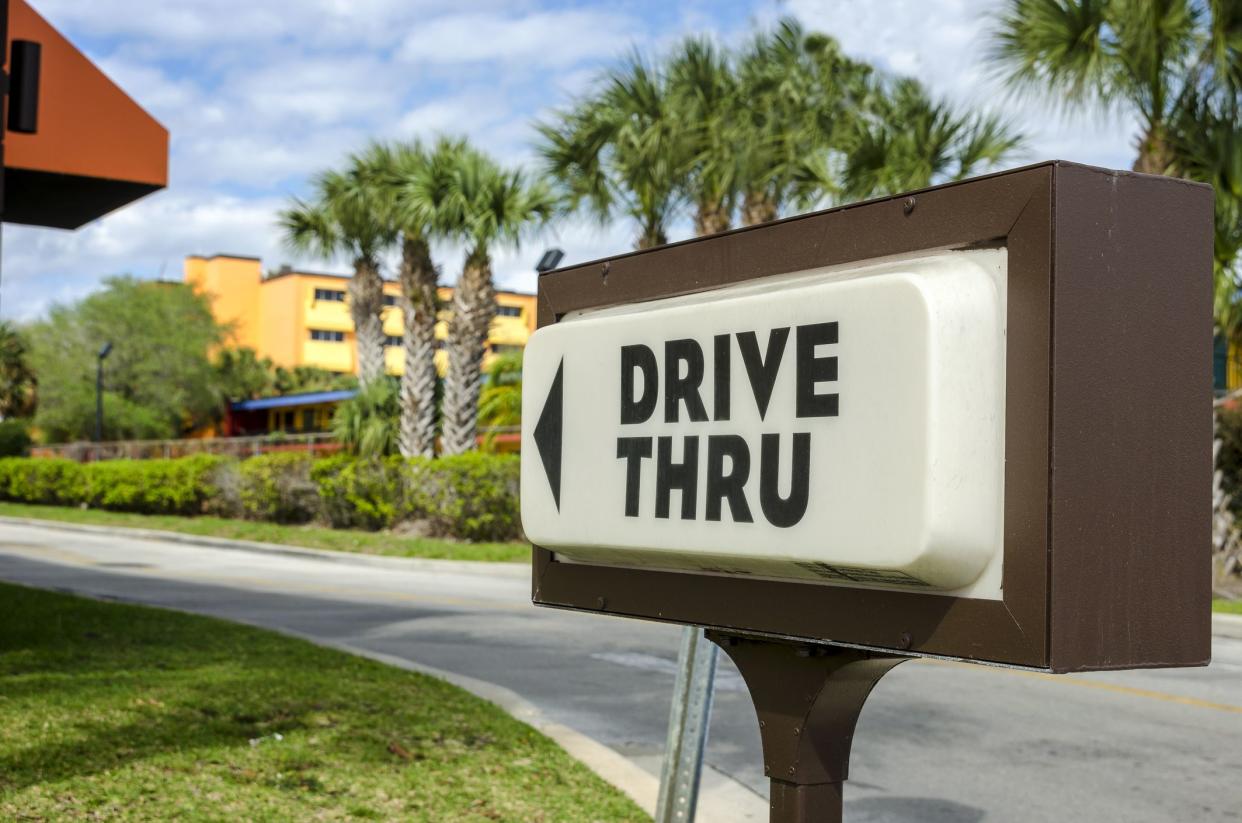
(732, 20, 873, 224)
(280, 160, 395, 387)
(989, 0, 1219, 175)
(667, 36, 740, 236)
(441, 151, 555, 455)
(990, 0, 1242, 324)
(840, 78, 1024, 201)
(360, 138, 468, 458)
(537, 52, 691, 249)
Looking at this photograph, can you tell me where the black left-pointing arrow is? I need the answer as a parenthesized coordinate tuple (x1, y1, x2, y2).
(533, 358, 564, 510)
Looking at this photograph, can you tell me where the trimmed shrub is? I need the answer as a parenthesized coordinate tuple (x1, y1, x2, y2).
(0, 420, 32, 457)
(312, 455, 403, 530)
(0, 457, 87, 505)
(81, 454, 230, 515)
(405, 453, 521, 542)
(237, 452, 318, 523)
(0, 450, 525, 542)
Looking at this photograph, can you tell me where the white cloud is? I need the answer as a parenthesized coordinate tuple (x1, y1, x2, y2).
(398, 9, 640, 67)
(0, 0, 1148, 323)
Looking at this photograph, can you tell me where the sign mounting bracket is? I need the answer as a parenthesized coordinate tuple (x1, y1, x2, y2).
(708, 632, 905, 823)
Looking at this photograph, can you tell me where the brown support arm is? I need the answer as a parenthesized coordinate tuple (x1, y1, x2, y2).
(707, 631, 905, 823)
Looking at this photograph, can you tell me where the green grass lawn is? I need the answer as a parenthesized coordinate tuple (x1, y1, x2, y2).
(0, 582, 644, 822)
(1214, 598, 1242, 615)
(0, 501, 529, 563)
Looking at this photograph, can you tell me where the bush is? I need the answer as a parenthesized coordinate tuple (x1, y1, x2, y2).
(237, 452, 319, 523)
(81, 455, 230, 515)
(0, 420, 32, 457)
(0, 457, 87, 505)
(405, 453, 521, 542)
(0, 450, 524, 542)
(312, 455, 403, 530)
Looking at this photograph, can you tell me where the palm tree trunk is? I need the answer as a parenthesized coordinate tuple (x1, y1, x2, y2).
(1133, 124, 1175, 176)
(741, 190, 778, 226)
(636, 227, 669, 250)
(694, 201, 731, 236)
(349, 258, 386, 387)
(397, 235, 439, 458)
(441, 249, 495, 455)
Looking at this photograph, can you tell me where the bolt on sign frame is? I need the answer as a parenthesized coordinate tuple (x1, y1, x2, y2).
(529, 161, 1213, 674)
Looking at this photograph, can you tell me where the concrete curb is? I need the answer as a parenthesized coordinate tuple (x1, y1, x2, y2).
(1213, 613, 1242, 640)
(0, 516, 529, 578)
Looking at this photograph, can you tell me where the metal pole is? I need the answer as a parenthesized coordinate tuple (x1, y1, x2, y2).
(655, 626, 718, 823)
(94, 356, 103, 442)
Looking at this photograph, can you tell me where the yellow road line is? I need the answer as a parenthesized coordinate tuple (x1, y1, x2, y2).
(918, 659, 1242, 715)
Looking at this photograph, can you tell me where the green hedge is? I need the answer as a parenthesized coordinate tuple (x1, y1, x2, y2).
(0, 454, 227, 515)
(0, 452, 523, 541)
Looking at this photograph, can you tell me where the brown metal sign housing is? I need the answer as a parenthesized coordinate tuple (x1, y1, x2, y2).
(530, 161, 1213, 673)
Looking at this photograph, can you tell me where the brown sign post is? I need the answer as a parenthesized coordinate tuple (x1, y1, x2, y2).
(522, 161, 1213, 822)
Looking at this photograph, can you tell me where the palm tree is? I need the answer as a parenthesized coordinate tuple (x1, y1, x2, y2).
(990, 0, 1242, 327)
(537, 51, 691, 249)
(1168, 92, 1242, 335)
(477, 351, 523, 450)
(280, 159, 395, 388)
(989, 0, 1222, 175)
(360, 138, 469, 458)
(732, 20, 874, 224)
(441, 150, 555, 455)
(0, 322, 36, 418)
(332, 378, 399, 458)
(667, 36, 740, 235)
(840, 78, 1024, 201)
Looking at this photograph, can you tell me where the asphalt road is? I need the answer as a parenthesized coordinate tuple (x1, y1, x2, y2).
(1, 520, 1239, 823)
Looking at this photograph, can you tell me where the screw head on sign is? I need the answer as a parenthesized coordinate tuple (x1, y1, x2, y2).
(903, 196, 916, 215)
(597, 596, 607, 610)
(898, 632, 912, 650)
(788, 766, 796, 775)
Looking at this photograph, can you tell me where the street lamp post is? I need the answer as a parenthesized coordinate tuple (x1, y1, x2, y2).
(95, 341, 112, 442)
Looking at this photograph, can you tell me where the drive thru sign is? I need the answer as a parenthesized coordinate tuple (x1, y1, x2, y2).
(522, 162, 1214, 822)
(523, 249, 1007, 595)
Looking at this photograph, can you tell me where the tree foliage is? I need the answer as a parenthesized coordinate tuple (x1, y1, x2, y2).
(332, 379, 400, 458)
(27, 278, 224, 442)
(0, 322, 36, 419)
(213, 348, 356, 402)
(538, 17, 1022, 246)
(991, 0, 1242, 333)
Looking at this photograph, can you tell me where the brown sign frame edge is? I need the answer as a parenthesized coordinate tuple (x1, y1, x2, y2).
(530, 160, 1213, 673)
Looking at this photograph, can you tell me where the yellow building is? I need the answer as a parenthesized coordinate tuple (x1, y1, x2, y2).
(184, 254, 537, 376)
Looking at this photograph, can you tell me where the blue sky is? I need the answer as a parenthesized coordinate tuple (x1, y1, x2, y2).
(0, 0, 1137, 322)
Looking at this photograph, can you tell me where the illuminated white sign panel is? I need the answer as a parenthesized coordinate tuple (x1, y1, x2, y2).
(521, 250, 1007, 597)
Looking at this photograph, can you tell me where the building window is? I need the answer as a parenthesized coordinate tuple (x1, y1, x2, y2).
(385, 335, 402, 347)
(314, 288, 346, 302)
(496, 305, 522, 318)
(383, 294, 399, 307)
(309, 329, 345, 342)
